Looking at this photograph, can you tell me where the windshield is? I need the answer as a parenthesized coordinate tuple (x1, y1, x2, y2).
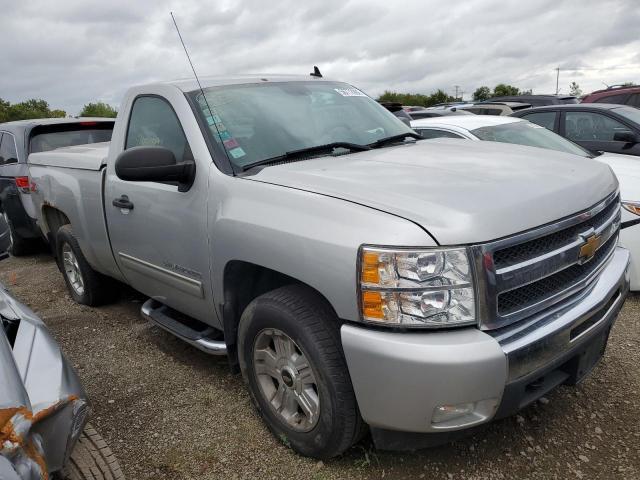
(189, 81, 414, 169)
(471, 120, 591, 157)
(614, 106, 640, 125)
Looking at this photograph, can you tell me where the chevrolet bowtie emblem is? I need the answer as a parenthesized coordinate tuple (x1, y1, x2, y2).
(579, 234, 601, 262)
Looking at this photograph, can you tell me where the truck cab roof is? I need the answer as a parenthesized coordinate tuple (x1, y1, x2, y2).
(149, 74, 333, 93)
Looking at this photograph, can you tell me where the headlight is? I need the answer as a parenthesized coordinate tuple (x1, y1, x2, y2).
(622, 200, 640, 216)
(359, 246, 475, 328)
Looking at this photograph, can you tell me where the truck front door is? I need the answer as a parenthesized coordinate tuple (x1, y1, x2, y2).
(104, 92, 214, 323)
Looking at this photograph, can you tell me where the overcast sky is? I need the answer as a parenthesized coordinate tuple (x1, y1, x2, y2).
(1, 0, 639, 115)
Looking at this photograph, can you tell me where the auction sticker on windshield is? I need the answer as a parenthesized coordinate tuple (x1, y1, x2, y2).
(334, 88, 366, 97)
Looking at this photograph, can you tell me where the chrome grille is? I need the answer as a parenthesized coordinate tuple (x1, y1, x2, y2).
(493, 198, 619, 269)
(471, 192, 621, 330)
(497, 234, 617, 315)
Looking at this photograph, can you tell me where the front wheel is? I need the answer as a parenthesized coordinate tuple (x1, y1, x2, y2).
(238, 285, 365, 459)
(61, 424, 125, 480)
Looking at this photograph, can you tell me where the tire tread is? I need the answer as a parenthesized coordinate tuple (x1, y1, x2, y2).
(61, 424, 125, 480)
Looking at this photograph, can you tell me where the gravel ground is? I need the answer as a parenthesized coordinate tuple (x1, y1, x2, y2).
(1, 253, 639, 480)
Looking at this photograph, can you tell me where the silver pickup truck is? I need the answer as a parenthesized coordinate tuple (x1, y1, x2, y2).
(27, 75, 629, 458)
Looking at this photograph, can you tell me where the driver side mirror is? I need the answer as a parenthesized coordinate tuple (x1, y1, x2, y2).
(613, 131, 639, 145)
(115, 146, 195, 192)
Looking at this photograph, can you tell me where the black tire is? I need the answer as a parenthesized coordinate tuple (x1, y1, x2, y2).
(238, 285, 365, 459)
(61, 424, 125, 480)
(2, 212, 31, 256)
(56, 225, 114, 306)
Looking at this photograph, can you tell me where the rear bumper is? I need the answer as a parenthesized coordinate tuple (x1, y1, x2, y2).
(341, 246, 630, 448)
(1, 191, 40, 239)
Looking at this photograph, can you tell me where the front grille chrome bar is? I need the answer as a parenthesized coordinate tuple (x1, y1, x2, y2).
(470, 191, 620, 330)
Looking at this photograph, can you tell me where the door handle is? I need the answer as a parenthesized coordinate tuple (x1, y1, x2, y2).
(112, 195, 134, 210)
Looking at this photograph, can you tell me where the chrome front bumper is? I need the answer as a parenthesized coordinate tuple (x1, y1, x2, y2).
(341, 247, 630, 437)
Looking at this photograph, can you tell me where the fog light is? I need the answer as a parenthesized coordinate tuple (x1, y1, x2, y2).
(432, 402, 475, 424)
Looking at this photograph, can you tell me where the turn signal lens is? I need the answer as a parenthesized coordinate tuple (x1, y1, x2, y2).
(622, 201, 640, 216)
(361, 291, 384, 319)
(361, 251, 381, 284)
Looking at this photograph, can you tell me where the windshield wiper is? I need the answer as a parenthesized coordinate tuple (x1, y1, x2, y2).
(368, 132, 422, 148)
(241, 142, 371, 171)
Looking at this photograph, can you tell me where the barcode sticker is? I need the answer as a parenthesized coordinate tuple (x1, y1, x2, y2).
(334, 88, 366, 97)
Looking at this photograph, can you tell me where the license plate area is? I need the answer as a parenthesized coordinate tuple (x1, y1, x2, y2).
(562, 328, 610, 385)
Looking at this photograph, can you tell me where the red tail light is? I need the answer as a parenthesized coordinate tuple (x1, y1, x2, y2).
(15, 176, 30, 189)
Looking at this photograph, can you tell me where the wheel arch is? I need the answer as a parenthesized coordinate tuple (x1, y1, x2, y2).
(221, 260, 339, 372)
(41, 205, 71, 253)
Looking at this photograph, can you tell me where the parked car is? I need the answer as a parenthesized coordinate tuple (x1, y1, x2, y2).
(582, 84, 640, 107)
(378, 101, 413, 125)
(0, 247, 123, 479)
(0, 118, 115, 255)
(411, 114, 640, 290)
(409, 107, 473, 119)
(480, 94, 578, 106)
(402, 105, 427, 112)
(461, 101, 531, 116)
(511, 103, 640, 156)
(27, 74, 629, 458)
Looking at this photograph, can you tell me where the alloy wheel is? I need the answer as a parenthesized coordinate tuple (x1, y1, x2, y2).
(253, 328, 320, 432)
(62, 243, 85, 295)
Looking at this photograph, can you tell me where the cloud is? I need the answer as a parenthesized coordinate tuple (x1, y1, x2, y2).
(0, 0, 639, 114)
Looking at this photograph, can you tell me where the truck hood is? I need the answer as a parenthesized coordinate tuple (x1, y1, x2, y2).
(249, 139, 617, 245)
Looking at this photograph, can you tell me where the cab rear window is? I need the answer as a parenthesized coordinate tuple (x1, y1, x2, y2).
(29, 122, 115, 153)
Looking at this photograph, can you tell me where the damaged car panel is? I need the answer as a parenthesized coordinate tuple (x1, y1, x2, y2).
(0, 247, 123, 480)
(1, 281, 89, 479)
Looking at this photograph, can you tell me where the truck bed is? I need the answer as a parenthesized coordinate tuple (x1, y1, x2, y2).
(27, 141, 123, 281)
(28, 142, 110, 171)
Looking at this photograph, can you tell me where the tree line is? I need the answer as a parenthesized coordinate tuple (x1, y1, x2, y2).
(0, 98, 118, 122)
(378, 84, 531, 106)
(378, 83, 568, 106)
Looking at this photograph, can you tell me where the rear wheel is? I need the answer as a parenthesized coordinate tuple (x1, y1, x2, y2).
(238, 285, 365, 459)
(3, 211, 31, 256)
(61, 424, 125, 480)
(56, 225, 115, 306)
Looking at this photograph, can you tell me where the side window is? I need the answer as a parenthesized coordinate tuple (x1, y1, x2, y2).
(125, 96, 190, 161)
(594, 93, 628, 105)
(416, 128, 465, 140)
(0, 133, 18, 165)
(626, 93, 640, 108)
(565, 111, 632, 142)
(520, 112, 556, 131)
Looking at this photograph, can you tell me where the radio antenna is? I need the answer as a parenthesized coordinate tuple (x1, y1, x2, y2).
(170, 12, 234, 173)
